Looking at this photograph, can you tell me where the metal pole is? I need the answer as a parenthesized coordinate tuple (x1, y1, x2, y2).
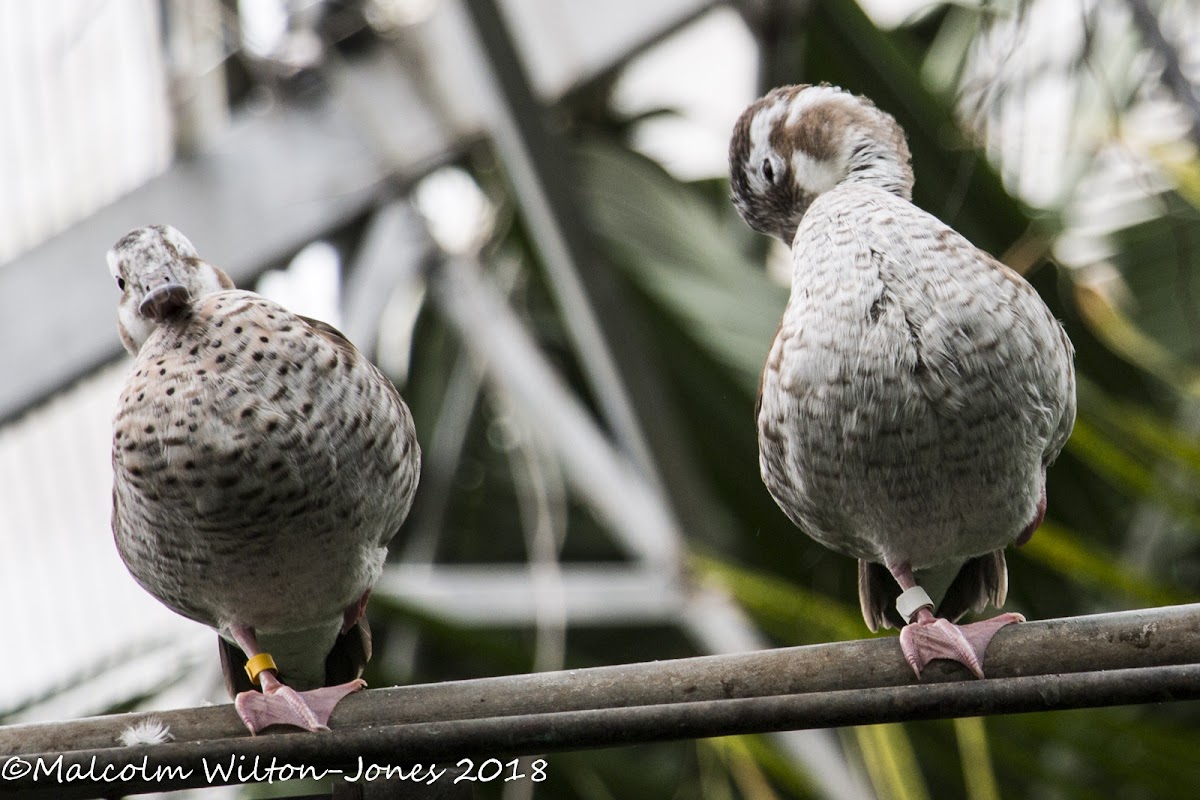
(3, 604, 1198, 797)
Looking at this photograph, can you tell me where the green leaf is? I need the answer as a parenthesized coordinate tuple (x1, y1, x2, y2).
(690, 551, 870, 644)
(578, 139, 785, 396)
(1064, 416, 1200, 530)
(953, 717, 1001, 800)
(1018, 522, 1195, 607)
(855, 723, 932, 800)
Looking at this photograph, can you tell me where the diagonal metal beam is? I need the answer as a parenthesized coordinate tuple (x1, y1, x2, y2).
(430, 255, 681, 567)
(458, 0, 660, 479)
(0, 50, 428, 426)
(456, 0, 740, 571)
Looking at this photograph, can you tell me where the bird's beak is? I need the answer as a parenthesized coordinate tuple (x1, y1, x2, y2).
(138, 266, 191, 320)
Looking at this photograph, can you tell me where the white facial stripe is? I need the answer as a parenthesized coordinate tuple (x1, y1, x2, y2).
(791, 149, 843, 195)
(106, 249, 122, 281)
(745, 87, 864, 197)
(746, 96, 789, 194)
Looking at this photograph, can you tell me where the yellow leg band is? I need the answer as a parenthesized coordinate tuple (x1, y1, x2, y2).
(244, 653, 278, 686)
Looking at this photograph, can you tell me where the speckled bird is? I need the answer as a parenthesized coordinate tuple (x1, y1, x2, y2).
(109, 225, 420, 733)
(729, 85, 1075, 678)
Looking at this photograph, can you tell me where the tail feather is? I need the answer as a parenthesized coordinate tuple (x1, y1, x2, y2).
(937, 550, 1008, 623)
(858, 560, 904, 631)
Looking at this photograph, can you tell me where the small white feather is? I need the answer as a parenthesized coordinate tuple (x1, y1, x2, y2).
(118, 718, 173, 747)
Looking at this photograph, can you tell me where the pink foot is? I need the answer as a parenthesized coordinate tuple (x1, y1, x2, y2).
(235, 677, 365, 734)
(226, 623, 366, 735)
(900, 612, 1024, 679)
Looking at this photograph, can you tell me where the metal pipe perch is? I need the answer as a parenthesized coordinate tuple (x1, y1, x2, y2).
(2, 604, 1198, 798)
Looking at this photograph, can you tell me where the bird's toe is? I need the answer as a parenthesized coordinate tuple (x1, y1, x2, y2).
(234, 679, 365, 734)
(899, 613, 1022, 680)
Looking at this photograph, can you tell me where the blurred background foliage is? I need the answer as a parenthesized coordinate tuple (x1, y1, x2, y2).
(4, 0, 1199, 798)
(375, 0, 1200, 797)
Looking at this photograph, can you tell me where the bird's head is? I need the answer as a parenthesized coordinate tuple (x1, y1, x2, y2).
(107, 224, 235, 355)
(728, 84, 914, 245)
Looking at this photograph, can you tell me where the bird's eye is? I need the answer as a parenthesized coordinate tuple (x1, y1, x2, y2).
(761, 158, 776, 184)
(117, 277, 126, 291)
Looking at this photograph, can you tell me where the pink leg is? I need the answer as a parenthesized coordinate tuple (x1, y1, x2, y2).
(229, 625, 365, 735)
(888, 563, 1022, 680)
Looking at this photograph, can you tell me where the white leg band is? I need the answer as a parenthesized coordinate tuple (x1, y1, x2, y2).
(896, 586, 934, 623)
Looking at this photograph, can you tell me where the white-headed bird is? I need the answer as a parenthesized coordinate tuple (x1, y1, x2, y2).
(729, 86, 1075, 678)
